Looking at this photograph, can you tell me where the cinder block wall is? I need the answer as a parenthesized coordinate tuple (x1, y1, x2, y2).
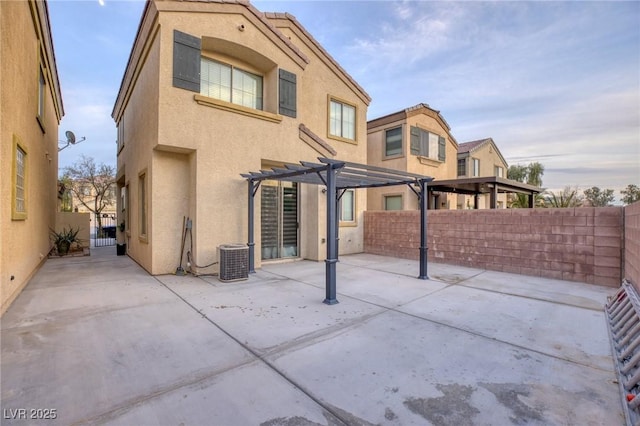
(626, 201, 640, 291)
(364, 208, 624, 287)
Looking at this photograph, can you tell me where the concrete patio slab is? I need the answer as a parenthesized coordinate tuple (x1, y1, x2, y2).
(0, 248, 624, 425)
(456, 270, 613, 310)
(268, 310, 619, 425)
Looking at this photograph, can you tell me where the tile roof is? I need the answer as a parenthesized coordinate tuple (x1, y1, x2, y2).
(458, 138, 492, 154)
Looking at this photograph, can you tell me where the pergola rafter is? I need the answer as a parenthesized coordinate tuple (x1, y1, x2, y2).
(242, 157, 433, 305)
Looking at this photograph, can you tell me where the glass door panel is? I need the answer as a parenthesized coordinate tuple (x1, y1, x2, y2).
(261, 181, 298, 260)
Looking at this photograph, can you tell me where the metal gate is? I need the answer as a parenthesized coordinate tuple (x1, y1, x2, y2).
(93, 213, 117, 247)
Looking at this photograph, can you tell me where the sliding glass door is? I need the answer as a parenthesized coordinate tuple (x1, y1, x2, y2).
(261, 181, 298, 260)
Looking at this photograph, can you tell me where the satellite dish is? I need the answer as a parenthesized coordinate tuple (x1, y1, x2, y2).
(65, 130, 76, 145)
(59, 131, 86, 152)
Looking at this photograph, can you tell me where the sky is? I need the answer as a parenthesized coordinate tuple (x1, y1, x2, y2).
(48, 0, 640, 201)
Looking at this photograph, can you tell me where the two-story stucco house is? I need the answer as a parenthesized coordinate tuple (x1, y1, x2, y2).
(1, 0, 64, 314)
(367, 103, 458, 211)
(456, 138, 509, 209)
(112, 0, 370, 275)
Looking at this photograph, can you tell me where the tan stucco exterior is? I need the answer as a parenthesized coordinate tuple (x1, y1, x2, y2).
(1, 0, 64, 315)
(367, 103, 459, 210)
(456, 138, 509, 209)
(55, 212, 91, 251)
(113, 1, 370, 275)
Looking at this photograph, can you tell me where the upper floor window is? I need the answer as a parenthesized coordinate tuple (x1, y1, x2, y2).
(495, 165, 504, 178)
(117, 119, 124, 154)
(410, 126, 446, 161)
(37, 65, 46, 130)
(385, 127, 403, 158)
(200, 57, 263, 110)
(329, 98, 356, 141)
(457, 159, 466, 177)
(12, 138, 27, 220)
(472, 158, 480, 177)
(339, 189, 355, 223)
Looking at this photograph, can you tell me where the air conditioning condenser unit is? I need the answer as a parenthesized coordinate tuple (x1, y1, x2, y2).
(218, 244, 249, 282)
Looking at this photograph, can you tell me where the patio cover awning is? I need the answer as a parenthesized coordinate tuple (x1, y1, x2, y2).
(242, 157, 433, 305)
(428, 176, 541, 208)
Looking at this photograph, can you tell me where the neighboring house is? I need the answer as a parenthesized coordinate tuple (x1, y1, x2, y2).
(456, 138, 509, 209)
(367, 103, 459, 210)
(1, 0, 64, 314)
(112, 0, 370, 275)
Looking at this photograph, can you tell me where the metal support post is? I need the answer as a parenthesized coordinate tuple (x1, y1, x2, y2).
(324, 164, 339, 305)
(247, 179, 256, 274)
(419, 179, 429, 279)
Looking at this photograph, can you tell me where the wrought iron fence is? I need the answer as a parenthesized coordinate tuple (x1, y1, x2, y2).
(93, 213, 117, 247)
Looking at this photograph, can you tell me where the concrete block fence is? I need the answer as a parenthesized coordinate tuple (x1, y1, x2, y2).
(364, 207, 627, 287)
(626, 202, 640, 291)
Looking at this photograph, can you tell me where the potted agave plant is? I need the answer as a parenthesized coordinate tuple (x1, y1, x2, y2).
(50, 226, 81, 256)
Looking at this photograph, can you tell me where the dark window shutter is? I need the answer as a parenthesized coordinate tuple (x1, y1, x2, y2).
(279, 69, 297, 118)
(173, 30, 201, 92)
(410, 126, 420, 155)
(438, 136, 446, 161)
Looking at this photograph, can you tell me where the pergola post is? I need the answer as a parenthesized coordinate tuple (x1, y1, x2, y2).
(324, 164, 339, 305)
(247, 179, 257, 274)
(529, 193, 535, 208)
(419, 179, 429, 279)
(490, 185, 498, 209)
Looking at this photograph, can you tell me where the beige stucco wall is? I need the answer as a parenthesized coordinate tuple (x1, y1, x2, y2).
(367, 107, 458, 211)
(114, 1, 368, 275)
(1, 0, 63, 315)
(55, 212, 91, 249)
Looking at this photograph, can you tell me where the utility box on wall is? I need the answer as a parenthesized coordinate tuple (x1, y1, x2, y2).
(218, 244, 248, 282)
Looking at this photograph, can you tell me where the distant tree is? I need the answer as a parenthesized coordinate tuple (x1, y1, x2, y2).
(507, 164, 528, 183)
(63, 155, 116, 233)
(57, 175, 73, 212)
(508, 162, 545, 208)
(507, 162, 545, 186)
(583, 186, 615, 207)
(544, 186, 583, 208)
(621, 184, 640, 205)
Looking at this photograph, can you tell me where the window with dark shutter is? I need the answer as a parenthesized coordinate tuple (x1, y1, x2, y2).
(173, 30, 201, 92)
(410, 126, 420, 155)
(279, 69, 297, 118)
(438, 136, 446, 161)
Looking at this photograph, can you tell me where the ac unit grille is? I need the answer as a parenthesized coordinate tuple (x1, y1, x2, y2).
(219, 244, 249, 282)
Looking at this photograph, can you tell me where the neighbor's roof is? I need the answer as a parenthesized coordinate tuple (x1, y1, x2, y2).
(458, 138, 491, 154)
(367, 103, 457, 146)
(458, 137, 509, 168)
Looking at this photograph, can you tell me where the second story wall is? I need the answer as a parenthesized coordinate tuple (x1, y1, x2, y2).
(367, 103, 457, 211)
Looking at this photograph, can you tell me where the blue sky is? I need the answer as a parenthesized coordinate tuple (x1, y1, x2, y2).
(49, 0, 639, 199)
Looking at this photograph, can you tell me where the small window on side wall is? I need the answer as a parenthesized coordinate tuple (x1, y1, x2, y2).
(139, 172, 147, 239)
(329, 98, 356, 141)
(339, 189, 355, 223)
(384, 195, 402, 211)
(12, 136, 27, 220)
(385, 127, 403, 157)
